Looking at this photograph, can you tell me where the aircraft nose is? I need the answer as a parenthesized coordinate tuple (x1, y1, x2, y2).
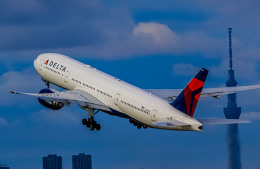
(34, 55, 42, 70)
(34, 59, 38, 68)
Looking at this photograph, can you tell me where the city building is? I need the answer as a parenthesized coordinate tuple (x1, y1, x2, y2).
(72, 153, 92, 169)
(0, 164, 9, 169)
(223, 28, 241, 169)
(224, 28, 241, 119)
(43, 154, 62, 169)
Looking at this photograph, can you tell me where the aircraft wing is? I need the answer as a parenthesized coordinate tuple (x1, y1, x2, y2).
(10, 89, 111, 112)
(146, 85, 260, 101)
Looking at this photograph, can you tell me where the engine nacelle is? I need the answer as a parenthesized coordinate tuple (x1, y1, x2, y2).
(38, 88, 64, 110)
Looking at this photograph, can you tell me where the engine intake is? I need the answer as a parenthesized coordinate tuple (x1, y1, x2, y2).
(38, 88, 64, 110)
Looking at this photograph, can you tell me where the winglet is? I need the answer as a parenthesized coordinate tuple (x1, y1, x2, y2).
(170, 68, 208, 117)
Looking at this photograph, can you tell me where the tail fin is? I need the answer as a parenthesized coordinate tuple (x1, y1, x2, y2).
(170, 68, 208, 117)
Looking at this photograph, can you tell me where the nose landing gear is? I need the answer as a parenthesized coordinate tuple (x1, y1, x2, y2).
(42, 78, 50, 88)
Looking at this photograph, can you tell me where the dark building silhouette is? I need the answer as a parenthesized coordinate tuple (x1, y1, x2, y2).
(224, 28, 242, 169)
(43, 154, 62, 169)
(0, 164, 9, 169)
(72, 153, 92, 169)
(224, 28, 241, 119)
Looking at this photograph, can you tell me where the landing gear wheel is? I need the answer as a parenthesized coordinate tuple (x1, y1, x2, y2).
(129, 119, 148, 129)
(82, 117, 101, 131)
(90, 124, 95, 131)
(82, 118, 87, 125)
(86, 121, 90, 128)
(96, 124, 101, 130)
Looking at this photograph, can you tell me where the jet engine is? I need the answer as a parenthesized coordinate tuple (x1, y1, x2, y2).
(38, 88, 64, 110)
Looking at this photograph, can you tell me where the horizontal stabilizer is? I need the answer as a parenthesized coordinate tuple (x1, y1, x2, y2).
(198, 118, 251, 125)
(153, 120, 190, 127)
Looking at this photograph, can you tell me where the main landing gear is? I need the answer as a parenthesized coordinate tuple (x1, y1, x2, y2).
(82, 108, 101, 131)
(129, 119, 147, 129)
(82, 117, 101, 131)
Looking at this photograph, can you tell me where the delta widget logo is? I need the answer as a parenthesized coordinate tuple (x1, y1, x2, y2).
(45, 59, 66, 72)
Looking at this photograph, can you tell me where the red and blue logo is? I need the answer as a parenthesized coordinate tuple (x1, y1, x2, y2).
(171, 68, 208, 117)
(44, 59, 66, 72)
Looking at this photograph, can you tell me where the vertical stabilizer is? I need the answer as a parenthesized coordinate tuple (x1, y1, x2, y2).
(170, 68, 208, 117)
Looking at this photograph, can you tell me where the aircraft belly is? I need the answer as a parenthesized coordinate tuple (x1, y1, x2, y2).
(108, 108, 131, 119)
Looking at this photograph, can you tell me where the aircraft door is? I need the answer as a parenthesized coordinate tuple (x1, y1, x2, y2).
(114, 93, 120, 106)
(151, 109, 157, 121)
(64, 71, 70, 83)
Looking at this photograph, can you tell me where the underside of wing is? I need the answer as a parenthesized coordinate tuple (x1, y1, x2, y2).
(146, 85, 260, 101)
(11, 89, 111, 112)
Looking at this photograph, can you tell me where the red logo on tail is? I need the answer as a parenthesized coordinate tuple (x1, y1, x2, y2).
(45, 59, 49, 65)
(184, 78, 204, 117)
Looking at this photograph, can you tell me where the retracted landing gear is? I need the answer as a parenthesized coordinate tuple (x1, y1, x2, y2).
(82, 117, 101, 131)
(129, 119, 147, 129)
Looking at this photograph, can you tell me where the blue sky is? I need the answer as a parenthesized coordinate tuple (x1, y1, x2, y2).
(1, 0, 260, 168)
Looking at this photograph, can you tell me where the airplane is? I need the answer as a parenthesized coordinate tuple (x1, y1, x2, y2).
(10, 53, 260, 131)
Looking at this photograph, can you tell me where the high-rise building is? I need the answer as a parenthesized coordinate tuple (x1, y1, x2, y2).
(72, 153, 92, 169)
(0, 164, 9, 169)
(223, 28, 242, 169)
(43, 154, 62, 169)
(224, 28, 241, 119)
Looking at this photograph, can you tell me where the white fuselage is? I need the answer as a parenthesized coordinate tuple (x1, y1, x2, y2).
(33, 53, 202, 131)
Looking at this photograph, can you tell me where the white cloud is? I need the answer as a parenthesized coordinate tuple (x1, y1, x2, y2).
(0, 68, 46, 106)
(0, 19, 226, 60)
(172, 63, 200, 76)
(240, 112, 260, 121)
(206, 58, 258, 81)
(131, 22, 226, 57)
(0, 0, 259, 66)
(29, 109, 81, 126)
(133, 22, 176, 44)
(0, 117, 8, 126)
(80, 21, 226, 59)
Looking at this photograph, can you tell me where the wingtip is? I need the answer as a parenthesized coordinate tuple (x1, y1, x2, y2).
(10, 91, 18, 94)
